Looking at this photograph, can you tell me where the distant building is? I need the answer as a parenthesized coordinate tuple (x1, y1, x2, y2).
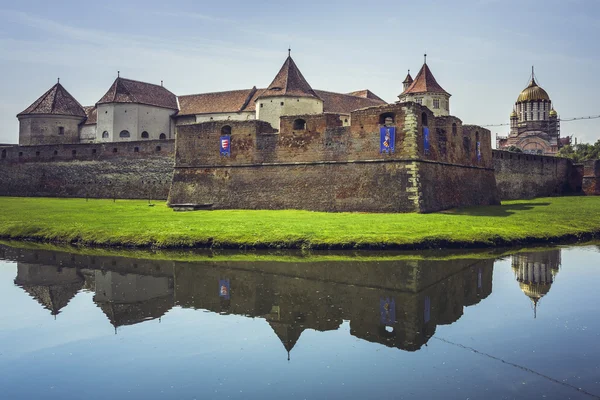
(497, 68, 569, 155)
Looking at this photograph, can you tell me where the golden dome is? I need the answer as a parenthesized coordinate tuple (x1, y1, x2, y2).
(519, 281, 551, 300)
(516, 78, 550, 103)
(510, 110, 518, 118)
(549, 108, 557, 117)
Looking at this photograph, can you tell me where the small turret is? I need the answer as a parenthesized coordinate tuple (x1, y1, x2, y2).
(402, 70, 413, 92)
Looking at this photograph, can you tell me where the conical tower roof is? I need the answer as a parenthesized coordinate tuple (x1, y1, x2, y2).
(256, 56, 321, 100)
(401, 62, 450, 96)
(18, 82, 86, 118)
(402, 70, 413, 84)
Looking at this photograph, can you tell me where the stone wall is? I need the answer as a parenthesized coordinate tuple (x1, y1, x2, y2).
(170, 103, 499, 212)
(0, 140, 174, 199)
(583, 160, 600, 195)
(492, 150, 578, 200)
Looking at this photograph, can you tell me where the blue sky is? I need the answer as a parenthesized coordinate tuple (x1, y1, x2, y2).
(0, 0, 598, 145)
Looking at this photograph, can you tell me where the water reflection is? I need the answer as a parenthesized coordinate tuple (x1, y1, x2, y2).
(2, 245, 504, 355)
(512, 250, 561, 318)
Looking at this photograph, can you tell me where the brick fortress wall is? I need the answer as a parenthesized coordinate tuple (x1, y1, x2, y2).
(0, 140, 174, 199)
(492, 150, 581, 200)
(169, 103, 500, 213)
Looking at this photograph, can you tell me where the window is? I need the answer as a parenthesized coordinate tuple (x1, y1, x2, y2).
(58, 127, 64, 135)
(433, 99, 440, 109)
(134, 147, 139, 153)
(141, 131, 149, 139)
(221, 126, 232, 136)
(530, 112, 533, 121)
(524, 113, 527, 121)
(1, 149, 6, 159)
(113, 148, 118, 153)
(102, 131, 109, 138)
(379, 112, 395, 126)
(53, 150, 58, 156)
(159, 133, 167, 140)
(156, 146, 161, 152)
(537, 112, 540, 120)
(35, 151, 40, 157)
(92, 149, 97, 154)
(437, 128, 447, 157)
(119, 130, 130, 138)
(280, 102, 284, 106)
(18, 152, 23, 157)
(421, 112, 428, 127)
(293, 119, 307, 130)
(72, 150, 77, 157)
(452, 123, 457, 136)
(260, 103, 263, 108)
(415, 97, 423, 105)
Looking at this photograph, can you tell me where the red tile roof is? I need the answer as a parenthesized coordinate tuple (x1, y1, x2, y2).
(256, 56, 320, 100)
(401, 63, 449, 96)
(83, 106, 97, 125)
(315, 90, 386, 114)
(346, 89, 385, 103)
(97, 77, 178, 110)
(178, 87, 258, 116)
(18, 83, 86, 118)
(402, 71, 413, 84)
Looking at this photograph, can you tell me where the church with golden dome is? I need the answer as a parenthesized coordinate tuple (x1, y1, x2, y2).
(497, 68, 568, 155)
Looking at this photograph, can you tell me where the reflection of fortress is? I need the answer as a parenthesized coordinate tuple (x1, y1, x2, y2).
(6, 245, 494, 355)
(511, 250, 561, 318)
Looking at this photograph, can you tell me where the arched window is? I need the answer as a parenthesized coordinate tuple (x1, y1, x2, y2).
(452, 123, 457, 136)
(379, 112, 395, 126)
(293, 119, 306, 130)
(421, 112, 428, 127)
(463, 136, 471, 157)
(141, 131, 149, 139)
(102, 131, 109, 138)
(221, 126, 232, 136)
(159, 133, 167, 140)
(119, 130, 130, 138)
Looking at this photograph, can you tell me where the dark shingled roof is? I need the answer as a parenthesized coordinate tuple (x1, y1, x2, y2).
(315, 90, 386, 114)
(83, 106, 97, 125)
(178, 87, 258, 116)
(401, 63, 450, 96)
(347, 89, 386, 103)
(256, 56, 321, 100)
(97, 77, 178, 110)
(18, 83, 86, 118)
(402, 71, 413, 84)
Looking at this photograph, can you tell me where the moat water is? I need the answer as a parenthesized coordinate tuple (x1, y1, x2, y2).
(0, 243, 599, 400)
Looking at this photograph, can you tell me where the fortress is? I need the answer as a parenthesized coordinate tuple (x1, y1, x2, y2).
(0, 53, 598, 210)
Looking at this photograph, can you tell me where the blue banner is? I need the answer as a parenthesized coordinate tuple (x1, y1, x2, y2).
(380, 297, 396, 326)
(220, 135, 231, 157)
(476, 141, 481, 162)
(219, 279, 230, 299)
(424, 127, 430, 155)
(380, 127, 395, 154)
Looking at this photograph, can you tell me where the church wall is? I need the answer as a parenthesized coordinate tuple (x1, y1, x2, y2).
(97, 103, 175, 142)
(256, 96, 323, 130)
(0, 140, 174, 200)
(18, 115, 82, 146)
(492, 150, 578, 200)
(194, 111, 255, 124)
(80, 124, 96, 143)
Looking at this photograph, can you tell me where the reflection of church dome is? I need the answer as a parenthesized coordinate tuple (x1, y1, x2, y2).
(516, 77, 550, 103)
(511, 251, 561, 317)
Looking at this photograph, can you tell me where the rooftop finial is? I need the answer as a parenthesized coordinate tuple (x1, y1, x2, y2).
(57, 77, 60, 84)
(161, 80, 163, 87)
(288, 47, 291, 57)
(424, 53, 427, 64)
(117, 70, 120, 78)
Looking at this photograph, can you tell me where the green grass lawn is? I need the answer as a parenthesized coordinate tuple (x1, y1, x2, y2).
(0, 196, 599, 249)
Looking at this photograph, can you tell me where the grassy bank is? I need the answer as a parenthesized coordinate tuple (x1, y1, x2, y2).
(1, 196, 600, 250)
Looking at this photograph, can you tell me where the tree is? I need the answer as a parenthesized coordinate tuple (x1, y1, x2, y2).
(558, 140, 600, 163)
(506, 145, 523, 153)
